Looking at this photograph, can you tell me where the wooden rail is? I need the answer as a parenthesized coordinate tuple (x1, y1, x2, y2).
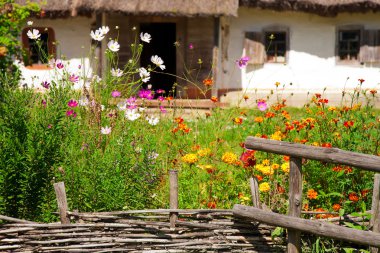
(237, 137, 380, 253)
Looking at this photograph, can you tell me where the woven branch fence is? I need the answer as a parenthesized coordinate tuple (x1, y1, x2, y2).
(0, 209, 283, 252)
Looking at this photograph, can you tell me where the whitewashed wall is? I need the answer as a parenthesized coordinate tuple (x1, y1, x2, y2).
(220, 8, 380, 106)
(20, 16, 94, 89)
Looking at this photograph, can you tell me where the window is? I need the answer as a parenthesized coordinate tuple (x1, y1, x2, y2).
(22, 27, 56, 67)
(338, 30, 360, 61)
(265, 32, 287, 63)
(244, 27, 289, 65)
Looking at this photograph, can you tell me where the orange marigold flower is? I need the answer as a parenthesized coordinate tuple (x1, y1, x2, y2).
(361, 189, 370, 197)
(233, 117, 243, 125)
(315, 208, 327, 219)
(344, 166, 353, 174)
(207, 201, 216, 209)
(275, 81, 281, 87)
(222, 152, 238, 165)
(303, 203, 309, 211)
(166, 96, 173, 101)
(321, 143, 332, 148)
(315, 93, 322, 98)
(254, 116, 264, 123)
(210, 96, 218, 103)
(370, 89, 377, 95)
(332, 203, 341, 212)
(307, 189, 318, 200)
(277, 185, 285, 194)
(283, 155, 290, 162)
(349, 192, 359, 202)
(332, 166, 343, 172)
(203, 78, 213, 86)
(243, 95, 249, 101)
(358, 78, 365, 84)
(175, 117, 184, 124)
(265, 112, 275, 118)
(205, 112, 211, 118)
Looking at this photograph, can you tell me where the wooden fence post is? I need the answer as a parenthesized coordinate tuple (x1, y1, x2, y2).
(53, 182, 70, 224)
(288, 157, 303, 253)
(370, 173, 380, 253)
(250, 177, 261, 208)
(169, 170, 178, 228)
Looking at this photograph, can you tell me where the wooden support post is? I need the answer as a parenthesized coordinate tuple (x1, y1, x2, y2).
(288, 157, 302, 253)
(249, 177, 261, 208)
(169, 170, 178, 228)
(53, 182, 70, 224)
(370, 173, 380, 253)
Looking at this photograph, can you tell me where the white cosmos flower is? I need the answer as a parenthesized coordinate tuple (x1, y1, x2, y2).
(99, 26, 109, 35)
(101, 126, 112, 135)
(140, 32, 151, 43)
(111, 68, 123, 77)
(117, 101, 127, 111)
(146, 116, 159, 126)
(27, 21, 33, 26)
(108, 40, 120, 52)
(139, 67, 150, 83)
(27, 29, 41, 40)
(90, 29, 105, 41)
(79, 96, 89, 106)
(151, 55, 165, 70)
(125, 109, 141, 121)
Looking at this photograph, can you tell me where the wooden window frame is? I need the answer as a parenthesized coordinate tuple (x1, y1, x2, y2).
(263, 26, 289, 64)
(22, 27, 56, 69)
(336, 25, 363, 66)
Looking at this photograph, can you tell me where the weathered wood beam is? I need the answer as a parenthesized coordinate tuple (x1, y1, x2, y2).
(370, 174, 380, 253)
(245, 137, 380, 172)
(53, 182, 70, 224)
(0, 214, 36, 224)
(169, 170, 179, 229)
(233, 204, 380, 248)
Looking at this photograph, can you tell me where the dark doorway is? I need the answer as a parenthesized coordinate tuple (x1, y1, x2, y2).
(140, 23, 176, 96)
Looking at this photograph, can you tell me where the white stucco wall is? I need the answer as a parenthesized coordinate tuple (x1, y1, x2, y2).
(220, 8, 380, 106)
(20, 16, 94, 89)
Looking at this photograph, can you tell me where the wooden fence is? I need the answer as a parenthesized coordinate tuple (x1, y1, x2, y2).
(233, 137, 380, 253)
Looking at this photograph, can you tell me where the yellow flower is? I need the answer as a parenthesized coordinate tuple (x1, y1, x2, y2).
(272, 163, 280, 170)
(270, 131, 283, 141)
(182, 154, 198, 164)
(222, 152, 238, 165)
(328, 106, 336, 111)
(259, 182, 270, 192)
(281, 162, 290, 173)
(255, 133, 262, 137)
(261, 166, 274, 176)
(262, 159, 270, 166)
(197, 148, 211, 157)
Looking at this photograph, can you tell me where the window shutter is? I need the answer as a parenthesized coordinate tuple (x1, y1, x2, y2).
(360, 30, 380, 63)
(244, 32, 265, 65)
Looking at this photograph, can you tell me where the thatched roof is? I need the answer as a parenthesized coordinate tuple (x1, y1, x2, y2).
(239, 0, 380, 16)
(16, 0, 238, 17)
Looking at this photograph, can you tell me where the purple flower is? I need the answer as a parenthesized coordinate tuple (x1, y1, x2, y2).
(157, 96, 165, 102)
(138, 89, 153, 100)
(236, 56, 250, 69)
(41, 81, 50, 89)
(111, 90, 121, 98)
(66, 109, 77, 118)
(126, 97, 137, 109)
(159, 105, 167, 113)
(189, 43, 194, 50)
(47, 124, 52, 129)
(41, 100, 47, 107)
(69, 74, 79, 83)
(68, 99, 78, 108)
(78, 64, 81, 69)
(56, 60, 64, 69)
(156, 89, 165, 94)
(257, 101, 267, 111)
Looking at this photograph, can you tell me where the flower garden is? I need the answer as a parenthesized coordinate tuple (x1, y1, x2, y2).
(0, 3, 379, 251)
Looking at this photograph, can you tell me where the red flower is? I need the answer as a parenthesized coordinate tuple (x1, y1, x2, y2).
(321, 143, 332, 148)
(358, 78, 365, 84)
(210, 96, 218, 103)
(349, 193, 359, 202)
(207, 201, 216, 209)
(343, 120, 354, 128)
(203, 78, 213, 86)
(332, 203, 341, 212)
(240, 150, 256, 168)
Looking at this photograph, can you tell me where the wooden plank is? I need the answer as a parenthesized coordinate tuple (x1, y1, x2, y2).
(288, 157, 302, 253)
(169, 170, 179, 228)
(67, 209, 232, 216)
(249, 177, 261, 208)
(53, 182, 70, 224)
(245, 137, 380, 172)
(233, 204, 380, 248)
(371, 174, 380, 253)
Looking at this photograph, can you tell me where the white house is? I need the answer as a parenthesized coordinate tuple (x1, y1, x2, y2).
(219, 0, 380, 106)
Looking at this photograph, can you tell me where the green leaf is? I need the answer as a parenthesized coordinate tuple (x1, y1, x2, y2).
(271, 226, 283, 238)
(339, 208, 345, 217)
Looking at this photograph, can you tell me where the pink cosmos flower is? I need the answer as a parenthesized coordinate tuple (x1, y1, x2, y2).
(69, 74, 79, 83)
(159, 105, 167, 113)
(41, 100, 47, 107)
(41, 81, 50, 89)
(157, 96, 165, 101)
(156, 89, 165, 94)
(68, 99, 78, 108)
(111, 90, 121, 98)
(138, 89, 153, 100)
(47, 124, 52, 129)
(66, 110, 77, 118)
(126, 97, 137, 109)
(236, 56, 250, 69)
(257, 101, 267, 111)
(189, 43, 194, 50)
